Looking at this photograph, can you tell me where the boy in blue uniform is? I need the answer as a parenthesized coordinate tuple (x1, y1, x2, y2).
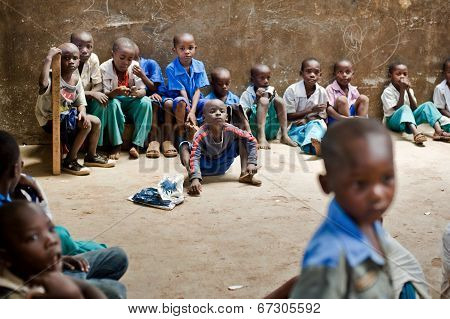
(198, 67, 250, 132)
(291, 118, 397, 298)
(165, 33, 209, 147)
(133, 43, 177, 158)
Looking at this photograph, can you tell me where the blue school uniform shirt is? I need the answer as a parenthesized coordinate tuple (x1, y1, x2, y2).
(165, 57, 209, 100)
(290, 198, 395, 298)
(139, 57, 168, 96)
(205, 91, 240, 106)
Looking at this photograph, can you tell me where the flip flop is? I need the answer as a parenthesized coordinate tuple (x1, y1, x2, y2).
(414, 133, 427, 144)
(146, 141, 161, 158)
(162, 141, 178, 158)
(433, 133, 450, 142)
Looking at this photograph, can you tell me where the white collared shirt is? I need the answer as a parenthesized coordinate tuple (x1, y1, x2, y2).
(283, 80, 328, 116)
(433, 80, 450, 112)
(78, 53, 102, 92)
(381, 83, 417, 117)
(99, 59, 145, 94)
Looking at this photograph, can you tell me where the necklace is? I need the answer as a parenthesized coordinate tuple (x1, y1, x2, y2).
(211, 130, 224, 145)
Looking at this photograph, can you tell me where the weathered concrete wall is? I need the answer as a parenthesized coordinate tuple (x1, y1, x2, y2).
(1, 0, 449, 144)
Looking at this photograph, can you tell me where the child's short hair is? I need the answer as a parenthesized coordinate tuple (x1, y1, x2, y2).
(69, 31, 92, 43)
(112, 37, 134, 52)
(333, 59, 352, 74)
(0, 130, 20, 177)
(211, 67, 230, 82)
(300, 58, 320, 71)
(173, 33, 194, 47)
(388, 61, 406, 74)
(443, 58, 450, 71)
(0, 201, 31, 248)
(322, 118, 391, 172)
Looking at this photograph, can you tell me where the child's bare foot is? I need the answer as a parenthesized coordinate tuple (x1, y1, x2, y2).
(239, 173, 262, 186)
(109, 146, 121, 160)
(311, 138, 321, 156)
(413, 133, 427, 145)
(129, 146, 139, 159)
(257, 138, 271, 150)
(280, 134, 297, 147)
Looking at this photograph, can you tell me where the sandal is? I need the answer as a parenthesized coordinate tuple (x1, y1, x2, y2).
(433, 132, 450, 142)
(129, 146, 139, 159)
(413, 133, 427, 144)
(146, 141, 161, 158)
(162, 141, 178, 158)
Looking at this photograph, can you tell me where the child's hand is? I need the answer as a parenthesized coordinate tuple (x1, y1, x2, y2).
(27, 272, 83, 299)
(150, 93, 162, 102)
(91, 92, 109, 105)
(113, 86, 130, 96)
(311, 104, 327, 113)
(18, 174, 44, 201)
(62, 255, 90, 273)
(46, 47, 61, 60)
(187, 111, 198, 126)
(188, 179, 202, 196)
(78, 110, 89, 128)
(255, 87, 267, 100)
(399, 78, 411, 89)
(130, 86, 139, 97)
(246, 163, 258, 175)
(132, 65, 145, 79)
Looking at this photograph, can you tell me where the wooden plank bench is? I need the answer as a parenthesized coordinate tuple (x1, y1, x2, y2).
(51, 54, 61, 175)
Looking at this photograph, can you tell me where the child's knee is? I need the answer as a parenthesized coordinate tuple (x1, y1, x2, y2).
(358, 94, 369, 104)
(151, 101, 161, 111)
(258, 97, 270, 107)
(89, 115, 101, 128)
(273, 95, 284, 106)
(335, 96, 348, 106)
(163, 100, 173, 113)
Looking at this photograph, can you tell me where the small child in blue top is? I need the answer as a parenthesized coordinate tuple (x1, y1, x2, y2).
(165, 33, 209, 148)
(199, 67, 250, 132)
(291, 118, 397, 298)
(132, 43, 177, 158)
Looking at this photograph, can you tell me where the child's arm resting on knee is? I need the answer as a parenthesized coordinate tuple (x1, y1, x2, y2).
(287, 104, 326, 121)
(77, 105, 89, 128)
(187, 89, 201, 125)
(86, 83, 109, 105)
(130, 86, 146, 98)
(38, 47, 61, 94)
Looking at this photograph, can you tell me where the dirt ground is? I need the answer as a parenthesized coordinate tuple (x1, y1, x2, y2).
(21, 125, 449, 299)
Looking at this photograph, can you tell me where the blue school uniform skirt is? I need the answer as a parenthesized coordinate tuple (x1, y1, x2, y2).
(288, 119, 327, 155)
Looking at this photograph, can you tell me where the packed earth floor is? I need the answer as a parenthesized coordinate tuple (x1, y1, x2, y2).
(21, 125, 449, 298)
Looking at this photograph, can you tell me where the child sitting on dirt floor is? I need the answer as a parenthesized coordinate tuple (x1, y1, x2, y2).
(240, 64, 296, 149)
(442, 223, 450, 299)
(0, 201, 106, 299)
(98, 37, 153, 160)
(166, 33, 210, 148)
(433, 58, 450, 119)
(290, 118, 408, 298)
(283, 58, 328, 156)
(326, 59, 369, 124)
(198, 67, 250, 132)
(381, 62, 450, 145)
(181, 99, 261, 196)
(36, 44, 114, 175)
(133, 43, 178, 158)
(0, 130, 128, 299)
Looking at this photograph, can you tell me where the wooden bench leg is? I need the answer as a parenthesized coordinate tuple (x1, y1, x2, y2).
(51, 54, 61, 175)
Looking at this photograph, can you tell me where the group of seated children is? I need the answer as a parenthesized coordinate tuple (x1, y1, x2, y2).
(0, 131, 128, 298)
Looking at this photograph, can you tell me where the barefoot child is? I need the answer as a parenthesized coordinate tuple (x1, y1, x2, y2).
(0, 201, 106, 298)
(291, 118, 396, 298)
(240, 64, 296, 149)
(99, 37, 153, 159)
(283, 58, 328, 156)
(165, 33, 209, 148)
(35, 44, 113, 175)
(181, 99, 261, 196)
(133, 43, 177, 158)
(433, 58, 450, 119)
(381, 62, 450, 144)
(326, 59, 369, 124)
(197, 67, 250, 131)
